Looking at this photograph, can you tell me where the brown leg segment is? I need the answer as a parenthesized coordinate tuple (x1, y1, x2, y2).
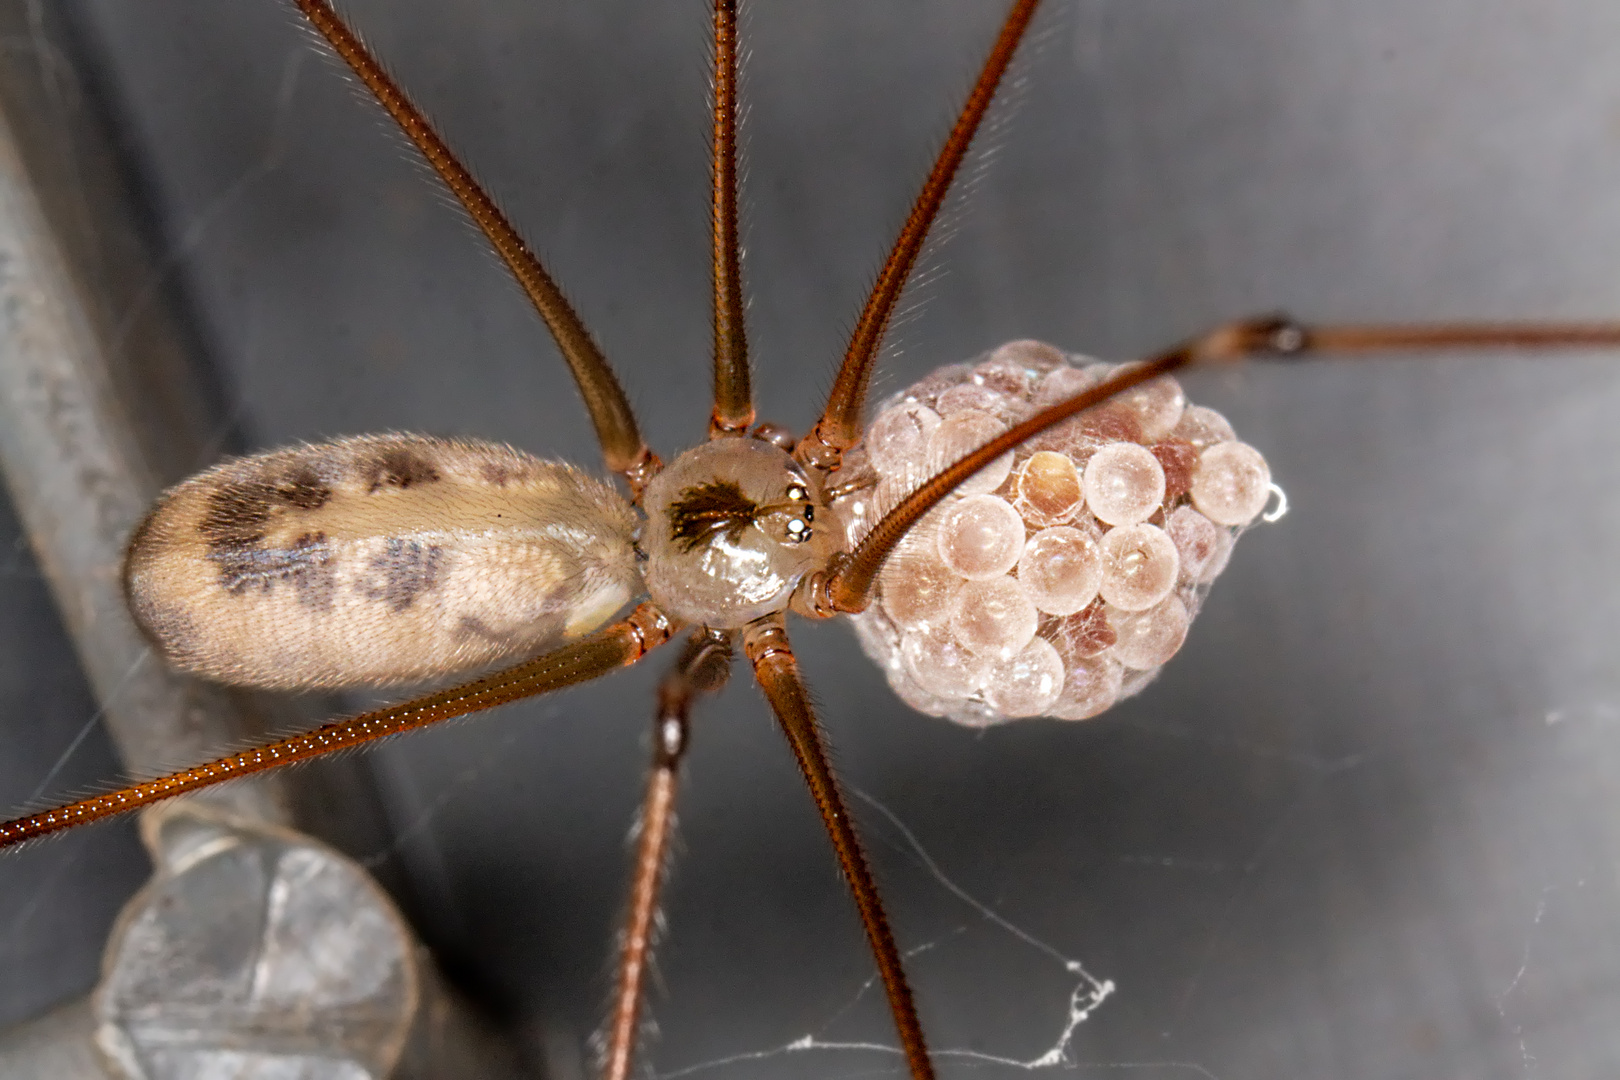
(0, 604, 677, 851)
(743, 615, 935, 1080)
(290, 0, 658, 490)
(708, 0, 753, 439)
(601, 630, 733, 1080)
(796, 0, 1042, 472)
(793, 316, 1620, 618)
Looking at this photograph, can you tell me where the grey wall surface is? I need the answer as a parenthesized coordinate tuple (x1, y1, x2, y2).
(3, 1, 1619, 1078)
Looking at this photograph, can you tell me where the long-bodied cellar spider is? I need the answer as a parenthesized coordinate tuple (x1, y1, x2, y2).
(4, 1, 1620, 1077)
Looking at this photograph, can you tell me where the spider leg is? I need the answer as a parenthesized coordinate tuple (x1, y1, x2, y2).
(796, 0, 1042, 473)
(601, 629, 733, 1080)
(1274, 321, 1620, 353)
(743, 614, 935, 1080)
(708, 0, 752, 439)
(291, 0, 659, 493)
(0, 603, 677, 851)
(795, 315, 1620, 615)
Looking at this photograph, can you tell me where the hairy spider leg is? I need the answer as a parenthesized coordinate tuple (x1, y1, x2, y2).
(708, 0, 752, 439)
(601, 7, 753, 1069)
(745, 613, 936, 1080)
(292, 0, 660, 493)
(0, 604, 676, 848)
(795, 0, 1042, 473)
(602, 630, 733, 1080)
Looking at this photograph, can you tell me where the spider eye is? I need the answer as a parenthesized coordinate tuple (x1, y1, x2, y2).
(785, 483, 814, 523)
(785, 517, 812, 543)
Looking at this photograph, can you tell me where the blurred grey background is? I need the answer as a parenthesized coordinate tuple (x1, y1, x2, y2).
(3, 0, 1620, 1077)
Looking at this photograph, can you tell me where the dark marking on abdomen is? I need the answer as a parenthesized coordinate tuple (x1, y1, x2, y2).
(276, 465, 333, 510)
(209, 531, 337, 610)
(199, 465, 333, 552)
(478, 457, 543, 487)
(200, 479, 275, 550)
(363, 448, 442, 493)
(365, 538, 444, 612)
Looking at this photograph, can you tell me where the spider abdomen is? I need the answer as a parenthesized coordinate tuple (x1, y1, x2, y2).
(124, 434, 642, 690)
(837, 340, 1275, 727)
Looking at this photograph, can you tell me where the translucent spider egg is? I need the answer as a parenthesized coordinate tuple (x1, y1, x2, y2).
(1049, 655, 1124, 721)
(879, 544, 963, 630)
(982, 637, 1065, 718)
(900, 623, 992, 699)
(1098, 522, 1179, 611)
(986, 339, 1067, 377)
(909, 362, 972, 403)
(936, 494, 1025, 579)
(1191, 441, 1271, 526)
(1151, 439, 1197, 501)
(886, 666, 953, 719)
(1023, 418, 1100, 465)
(928, 412, 1014, 496)
(1114, 373, 1186, 442)
(1082, 443, 1166, 526)
(948, 577, 1038, 660)
(1017, 526, 1101, 616)
(1031, 364, 1099, 410)
(1173, 404, 1235, 449)
(968, 358, 1033, 399)
(1107, 597, 1191, 669)
(1044, 601, 1117, 663)
(866, 401, 941, 479)
(1197, 525, 1236, 583)
(857, 605, 959, 719)
(1163, 505, 1224, 583)
(1012, 451, 1083, 528)
(936, 382, 1009, 419)
(1078, 403, 1143, 446)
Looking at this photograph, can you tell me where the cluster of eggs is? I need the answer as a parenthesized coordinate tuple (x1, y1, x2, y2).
(834, 340, 1274, 727)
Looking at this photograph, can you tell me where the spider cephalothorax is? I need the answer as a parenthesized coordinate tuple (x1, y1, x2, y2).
(642, 439, 840, 627)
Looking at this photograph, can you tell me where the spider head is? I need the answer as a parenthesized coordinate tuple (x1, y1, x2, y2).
(640, 438, 841, 628)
